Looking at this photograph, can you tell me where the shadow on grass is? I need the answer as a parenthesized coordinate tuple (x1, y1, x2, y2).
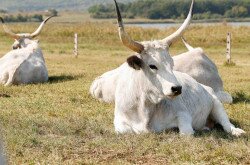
(165, 120, 245, 140)
(223, 61, 236, 67)
(0, 94, 10, 98)
(194, 119, 246, 140)
(232, 91, 250, 104)
(48, 74, 84, 84)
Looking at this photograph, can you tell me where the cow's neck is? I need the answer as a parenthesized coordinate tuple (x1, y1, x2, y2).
(123, 68, 158, 132)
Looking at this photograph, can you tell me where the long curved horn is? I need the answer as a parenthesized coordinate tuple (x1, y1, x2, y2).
(30, 15, 55, 38)
(162, 0, 194, 46)
(0, 17, 20, 39)
(114, 0, 144, 53)
(181, 37, 194, 51)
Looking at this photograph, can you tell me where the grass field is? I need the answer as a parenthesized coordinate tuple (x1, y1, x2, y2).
(0, 22, 249, 164)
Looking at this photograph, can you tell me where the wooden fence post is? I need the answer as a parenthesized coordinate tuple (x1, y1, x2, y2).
(74, 33, 78, 58)
(226, 32, 231, 64)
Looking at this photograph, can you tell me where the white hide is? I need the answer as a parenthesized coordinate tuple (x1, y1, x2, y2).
(91, 0, 245, 136)
(0, 39, 48, 86)
(91, 41, 245, 136)
(90, 48, 233, 104)
(173, 47, 232, 103)
(90, 67, 121, 103)
(90, 42, 244, 136)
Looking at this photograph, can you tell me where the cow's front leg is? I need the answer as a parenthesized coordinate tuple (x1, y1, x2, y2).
(177, 112, 195, 135)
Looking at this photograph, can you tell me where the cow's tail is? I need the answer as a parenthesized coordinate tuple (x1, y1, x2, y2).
(215, 91, 233, 104)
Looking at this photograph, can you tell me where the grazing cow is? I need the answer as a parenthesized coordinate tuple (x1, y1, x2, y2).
(172, 38, 233, 103)
(0, 16, 54, 86)
(91, 0, 245, 136)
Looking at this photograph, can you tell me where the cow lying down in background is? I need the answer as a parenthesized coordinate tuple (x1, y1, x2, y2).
(173, 37, 233, 103)
(90, 0, 245, 136)
(0, 16, 54, 86)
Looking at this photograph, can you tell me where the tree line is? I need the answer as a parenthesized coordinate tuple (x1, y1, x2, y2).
(0, 9, 58, 22)
(88, 0, 250, 20)
(0, 14, 43, 22)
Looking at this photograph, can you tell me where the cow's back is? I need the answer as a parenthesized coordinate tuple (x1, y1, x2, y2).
(13, 48, 48, 84)
(173, 48, 223, 92)
(0, 47, 48, 85)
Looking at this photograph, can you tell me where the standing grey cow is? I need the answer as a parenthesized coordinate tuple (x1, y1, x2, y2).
(0, 16, 54, 86)
(173, 38, 233, 103)
(91, 0, 245, 136)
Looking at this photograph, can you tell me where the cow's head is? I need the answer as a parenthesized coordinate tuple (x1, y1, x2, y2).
(114, 0, 194, 103)
(0, 16, 55, 49)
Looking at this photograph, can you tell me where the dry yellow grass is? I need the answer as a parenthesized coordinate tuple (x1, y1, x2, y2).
(0, 22, 249, 164)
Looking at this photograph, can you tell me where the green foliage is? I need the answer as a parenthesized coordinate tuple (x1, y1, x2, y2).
(0, 0, 136, 11)
(0, 9, 7, 13)
(46, 9, 58, 17)
(88, 0, 250, 19)
(225, 6, 248, 18)
(2, 14, 44, 22)
(88, 3, 135, 19)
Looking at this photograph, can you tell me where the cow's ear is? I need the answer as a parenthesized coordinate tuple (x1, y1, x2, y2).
(127, 55, 143, 70)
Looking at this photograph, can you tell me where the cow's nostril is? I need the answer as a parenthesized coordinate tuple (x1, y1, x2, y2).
(171, 86, 182, 95)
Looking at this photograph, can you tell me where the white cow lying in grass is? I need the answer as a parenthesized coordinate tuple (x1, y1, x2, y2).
(90, 0, 245, 136)
(0, 16, 54, 86)
(90, 33, 232, 104)
(173, 38, 233, 103)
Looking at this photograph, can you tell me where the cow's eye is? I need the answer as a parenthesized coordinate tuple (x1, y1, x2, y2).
(149, 65, 158, 70)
